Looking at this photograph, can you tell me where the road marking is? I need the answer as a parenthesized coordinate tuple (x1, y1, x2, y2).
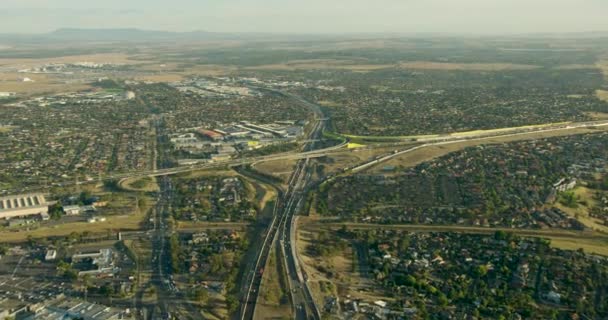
(11, 256, 25, 280)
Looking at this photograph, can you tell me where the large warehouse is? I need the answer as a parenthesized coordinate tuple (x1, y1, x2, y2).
(0, 193, 48, 219)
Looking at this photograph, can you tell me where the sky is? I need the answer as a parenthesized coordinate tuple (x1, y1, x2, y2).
(2, 0, 608, 34)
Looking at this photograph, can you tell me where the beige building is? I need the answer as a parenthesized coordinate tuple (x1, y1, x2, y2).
(0, 193, 48, 219)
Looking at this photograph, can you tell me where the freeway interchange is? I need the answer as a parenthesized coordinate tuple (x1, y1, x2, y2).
(240, 90, 327, 320)
(29, 87, 608, 319)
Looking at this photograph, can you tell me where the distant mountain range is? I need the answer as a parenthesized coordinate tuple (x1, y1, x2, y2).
(0, 28, 608, 44)
(46, 28, 240, 41)
(0, 28, 286, 44)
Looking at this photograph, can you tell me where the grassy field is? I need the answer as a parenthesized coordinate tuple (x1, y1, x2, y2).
(296, 220, 392, 308)
(0, 53, 142, 67)
(0, 211, 146, 243)
(256, 247, 292, 320)
(0, 72, 90, 94)
(0, 192, 153, 243)
(597, 89, 608, 102)
(253, 180, 278, 212)
(397, 61, 540, 71)
(243, 59, 393, 72)
(554, 186, 608, 234)
(253, 159, 297, 184)
(119, 176, 159, 192)
(549, 237, 608, 256)
(241, 60, 542, 73)
(554, 64, 598, 70)
(317, 100, 341, 107)
(175, 169, 236, 179)
(0, 125, 15, 133)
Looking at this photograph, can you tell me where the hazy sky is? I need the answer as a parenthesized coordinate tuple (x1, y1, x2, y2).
(2, 0, 608, 34)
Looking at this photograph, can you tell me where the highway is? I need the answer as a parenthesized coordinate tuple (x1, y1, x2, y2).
(347, 120, 608, 173)
(14, 86, 608, 318)
(16, 113, 608, 195)
(240, 90, 326, 320)
(237, 93, 608, 320)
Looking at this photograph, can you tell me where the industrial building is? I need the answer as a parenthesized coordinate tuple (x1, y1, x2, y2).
(0, 194, 48, 220)
(26, 295, 123, 320)
(198, 128, 224, 141)
(72, 249, 115, 276)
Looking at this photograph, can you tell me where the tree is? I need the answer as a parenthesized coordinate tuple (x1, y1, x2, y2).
(48, 203, 64, 220)
(474, 265, 489, 278)
(194, 288, 209, 304)
(437, 292, 449, 308)
(99, 283, 115, 297)
(559, 191, 579, 208)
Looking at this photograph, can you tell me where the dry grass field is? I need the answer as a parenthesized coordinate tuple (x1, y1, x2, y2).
(132, 64, 235, 82)
(296, 218, 392, 308)
(596, 58, 608, 78)
(397, 61, 540, 71)
(255, 248, 292, 320)
(0, 72, 90, 94)
(243, 59, 393, 72)
(554, 64, 597, 70)
(0, 125, 15, 133)
(243, 60, 539, 73)
(0, 211, 146, 243)
(253, 159, 297, 184)
(554, 187, 608, 234)
(597, 90, 608, 102)
(118, 176, 160, 192)
(0, 53, 144, 68)
(176, 169, 237, 179)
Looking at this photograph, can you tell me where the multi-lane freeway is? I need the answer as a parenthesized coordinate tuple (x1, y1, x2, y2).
(17, 86, 608, 318)
(240, 90, 326, 320)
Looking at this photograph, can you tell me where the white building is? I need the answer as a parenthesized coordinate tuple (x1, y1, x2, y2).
(124, 91, 136, 100)
(45, 250, 57, 261)
(63, 205, 81, 216)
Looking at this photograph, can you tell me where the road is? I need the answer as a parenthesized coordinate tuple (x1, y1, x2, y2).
(96, 93, 608, 319)
(13, 88, 608, 317)
(240, 90, 325, 320)
(138, 118, 196, 319)
(15, 115, 608, 195)
(237, 94, 608, 320)
(307, 221, 608, 240)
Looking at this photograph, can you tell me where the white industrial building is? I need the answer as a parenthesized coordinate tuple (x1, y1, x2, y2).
(0, 194, 48, 220)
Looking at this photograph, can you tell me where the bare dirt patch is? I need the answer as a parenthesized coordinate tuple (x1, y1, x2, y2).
(596, 90, 608, 102)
